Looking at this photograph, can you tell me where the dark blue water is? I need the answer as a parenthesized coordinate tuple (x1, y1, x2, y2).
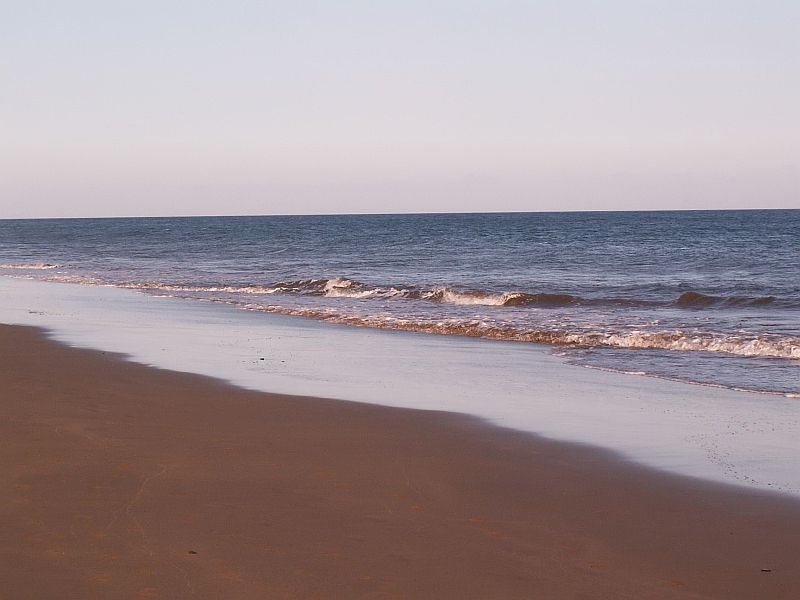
(1, 210, 798, 395)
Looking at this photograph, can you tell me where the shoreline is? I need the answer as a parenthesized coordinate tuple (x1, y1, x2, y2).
(2, 323, 800, 598)
(3, 275, 799, 495)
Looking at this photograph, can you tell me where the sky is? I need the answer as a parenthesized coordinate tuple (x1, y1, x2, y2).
(1, 1, 798, 218)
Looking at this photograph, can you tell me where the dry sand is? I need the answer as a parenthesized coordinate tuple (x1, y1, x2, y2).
(1, 323, 798, 599)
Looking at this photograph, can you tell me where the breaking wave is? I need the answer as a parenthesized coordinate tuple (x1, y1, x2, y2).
(119, 277, 582, 307)
(8, 269, 796, 312)
(122, 278, 793, 311)
(421, 289, 578, 307)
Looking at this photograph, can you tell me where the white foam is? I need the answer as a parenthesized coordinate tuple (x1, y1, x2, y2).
(567, 331, 800, 361)
(424, 288, 509, 306)
(322, 277, 354, 292)
(121, 283, 281, 295)
(0, 262, 60, 270)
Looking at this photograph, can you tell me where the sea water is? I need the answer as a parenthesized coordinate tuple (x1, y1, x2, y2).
(1, 210, 797, 395)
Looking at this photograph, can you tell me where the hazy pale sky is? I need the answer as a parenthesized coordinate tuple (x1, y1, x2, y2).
(2, 1, 798, 217)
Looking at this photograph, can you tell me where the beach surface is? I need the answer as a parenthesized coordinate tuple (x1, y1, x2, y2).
(2, 323, 799, 599)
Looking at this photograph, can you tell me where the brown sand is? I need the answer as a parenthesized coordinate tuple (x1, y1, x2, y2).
(1, 323, 799, 599)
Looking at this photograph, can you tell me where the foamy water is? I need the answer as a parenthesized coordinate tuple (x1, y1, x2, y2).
(0, 262, 60, 270)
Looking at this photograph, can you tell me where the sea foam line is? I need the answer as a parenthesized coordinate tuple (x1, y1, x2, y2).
(226, 303, 800, 362)
(0, 263, 60, 270)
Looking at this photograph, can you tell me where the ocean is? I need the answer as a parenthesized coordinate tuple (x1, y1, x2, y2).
(2, 209, 800, 493)
(1, 210, 797, 397)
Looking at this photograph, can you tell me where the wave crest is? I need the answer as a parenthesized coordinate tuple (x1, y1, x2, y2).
(241, 279, 580, 307)
(418, 289, 578, 307)
(46, 274, 793, 312)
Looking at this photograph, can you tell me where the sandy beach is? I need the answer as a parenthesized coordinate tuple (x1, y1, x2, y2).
(5, 0, 798, 596)
(2, 323, 799, 599)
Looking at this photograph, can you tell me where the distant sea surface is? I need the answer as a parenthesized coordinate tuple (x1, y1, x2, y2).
(1, 210, 798, 396)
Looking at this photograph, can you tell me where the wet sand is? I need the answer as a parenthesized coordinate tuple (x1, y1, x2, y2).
(1, 323, 799, 599)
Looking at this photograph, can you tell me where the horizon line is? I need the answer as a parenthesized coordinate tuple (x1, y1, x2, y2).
(1, 206, 798, 221)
